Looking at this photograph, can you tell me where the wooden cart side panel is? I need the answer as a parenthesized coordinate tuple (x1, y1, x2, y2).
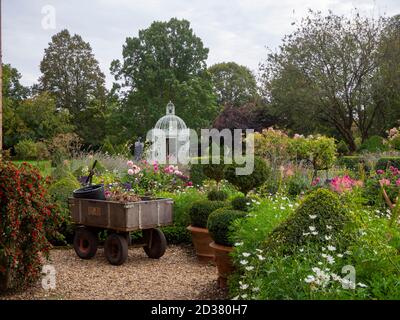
(69, 197, 173, 232)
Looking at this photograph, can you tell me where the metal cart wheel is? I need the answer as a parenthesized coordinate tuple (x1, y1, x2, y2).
(73, 226, 98, 259)
(104, 233, 128, 265)
(143, 228, 167, 259)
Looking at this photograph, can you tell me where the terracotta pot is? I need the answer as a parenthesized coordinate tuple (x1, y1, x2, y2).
(209, 241, 234, 289)
(187, 225, 215, 263)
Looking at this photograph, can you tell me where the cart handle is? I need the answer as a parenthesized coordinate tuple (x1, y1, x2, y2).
(85, 160, 98, 185)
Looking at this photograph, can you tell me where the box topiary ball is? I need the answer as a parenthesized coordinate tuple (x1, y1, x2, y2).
(265, 188, 349, 253)
(189, 200, 227, 228)
(207, 189, 228, 201)
(207, 208, 247, 246)
(231, 196, 251, 211)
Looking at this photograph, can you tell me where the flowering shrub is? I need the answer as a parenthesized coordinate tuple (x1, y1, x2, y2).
(122, 160, 192, 194)
(387, 127, 400, 151)
(229, 191, 400, 300)
(329, 175, 363, 194)
(363, 166, 400, 208)
(0, 161, 62, 291)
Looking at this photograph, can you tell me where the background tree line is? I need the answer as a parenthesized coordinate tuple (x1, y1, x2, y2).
(2, 12, 400, 159)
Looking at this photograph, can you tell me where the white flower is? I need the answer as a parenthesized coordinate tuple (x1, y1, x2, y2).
(257, 255, 265, 261)
(326, 255, 335, 265)
(256, 249, 263, 253)
(299, 248, 304, 253)
(245, 266, 254, 271)
(304, 275, 315, 283)
(309, 226, 316, 232)
(327, 245, 336, 252)
(242, 252, 251, 257)
(240, 260, 249, 265)
(309, 215, 317, 219)
(240, 283, 249, 290)
(331, 273, 341, 281)
(241, 294, 248, 299)
(234, 242, 243, 247)
(311, 231, 318, 236)
(325, 235, 332, 241)
(326, 225, 333, 230)
(303, 232, 310, 236)
(288, 204, 294, 208)
(341, 278, 355, 290)
(318, 262, 323, 265)
(357, 282, 368, 288)
(337, 254, 344, 258)
(252, 287, 260, 292)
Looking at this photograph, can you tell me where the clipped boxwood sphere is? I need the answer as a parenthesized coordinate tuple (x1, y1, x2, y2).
(207, 189, 228, 201)
(231, 196, 251, 211)
(225, 156, 270, 195)
(207, 208, 247, 246)
(265, 188, 348, 253)
(189, 200, 227, 228)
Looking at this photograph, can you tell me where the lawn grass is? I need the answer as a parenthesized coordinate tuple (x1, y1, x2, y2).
(12, 160, 53, 177)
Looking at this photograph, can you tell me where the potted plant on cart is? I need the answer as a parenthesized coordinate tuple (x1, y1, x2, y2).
(207, 208, 246, 289)
(187, 200, 227, 263)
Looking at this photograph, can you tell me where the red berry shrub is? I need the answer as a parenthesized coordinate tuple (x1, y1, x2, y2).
(0, 161, 62, 291)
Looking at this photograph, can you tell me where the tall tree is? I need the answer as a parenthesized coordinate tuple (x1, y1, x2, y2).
(2, 64, 29, 149)
(110, 18, 218, 139)
(208, 62, 258, 107)
(39, 29, 107, 146)
(261, 11, 387, 152)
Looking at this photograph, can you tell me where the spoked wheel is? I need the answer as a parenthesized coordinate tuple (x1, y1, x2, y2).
(143, 228, 167, 259)
(73, 227, 98, 259)
(104, 233, 128, 265)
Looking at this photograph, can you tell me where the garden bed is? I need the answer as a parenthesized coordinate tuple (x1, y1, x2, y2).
(0, 246, 226, 300)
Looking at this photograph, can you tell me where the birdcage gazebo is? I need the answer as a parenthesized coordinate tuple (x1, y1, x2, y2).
(151, 101, 189, 163)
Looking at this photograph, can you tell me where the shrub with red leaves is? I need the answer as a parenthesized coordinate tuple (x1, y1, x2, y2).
(0, 161, 62, 292)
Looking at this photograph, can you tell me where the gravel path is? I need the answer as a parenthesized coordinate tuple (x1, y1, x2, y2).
(1, 246, 227, 300)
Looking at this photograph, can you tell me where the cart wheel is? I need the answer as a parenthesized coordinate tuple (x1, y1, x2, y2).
(73, 227, 98, 259)
(143, 228, 167, 259)
(104, 233, 128, 265)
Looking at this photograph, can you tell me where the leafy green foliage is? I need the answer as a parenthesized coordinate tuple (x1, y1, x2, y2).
(359, 136, 389, 152)
(208, 62, 258, 107)
(157, 189, 207, 244)
(189, 200, 227, 228)
(376, 157, 400, 170)
(207, 189, 228, 201)
(225, 156, 270, 195)
(110, 18, 218, 140)
(265, 189, 348, 253)
(207, 209, 247, 246)
(260, 11, 389, 152)
(14, 139, 39, 160)
(39, 29, 107, 146)
(202, 158, 226, 185)
(231, 196, 251, 212)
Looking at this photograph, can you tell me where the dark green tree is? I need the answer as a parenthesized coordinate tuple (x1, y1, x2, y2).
(110, 18, 218, 139)
(208, 62, 258, 107)
(39, 29, 107, 146)
(261, 11, 388, 152)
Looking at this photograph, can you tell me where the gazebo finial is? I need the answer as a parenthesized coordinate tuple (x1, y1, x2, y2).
(166, 101, 175, 115)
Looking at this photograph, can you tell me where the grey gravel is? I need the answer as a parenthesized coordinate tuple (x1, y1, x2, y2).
(0, 245, 227, 300)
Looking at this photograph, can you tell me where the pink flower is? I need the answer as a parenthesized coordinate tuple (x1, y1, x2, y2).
(128, 169, 134, 175)
(186, 181, 193, 187)
(105, 191, 111, 198)
(330, 175, 360, 193)
(396, 178, 400, 187)
(311, 177, 321, 186)
(379, 178, 391, 186)
(131, 165, 141, 174)
(376, 169, 384, 175)
(127, 160, 134, 168)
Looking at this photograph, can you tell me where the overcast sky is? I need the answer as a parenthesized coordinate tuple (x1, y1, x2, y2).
(4, 0, 400, 89)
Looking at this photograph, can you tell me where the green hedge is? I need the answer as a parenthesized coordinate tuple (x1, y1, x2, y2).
(207, 189, 228, 201)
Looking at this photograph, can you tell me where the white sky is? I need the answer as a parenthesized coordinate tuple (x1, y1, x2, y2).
(4, 0, 400, 89)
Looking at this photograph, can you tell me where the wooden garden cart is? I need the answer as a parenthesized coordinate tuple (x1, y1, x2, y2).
(68, 196, 173, 265)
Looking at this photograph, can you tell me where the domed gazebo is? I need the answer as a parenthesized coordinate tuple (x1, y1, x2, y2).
(151, 101, 189, 163)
